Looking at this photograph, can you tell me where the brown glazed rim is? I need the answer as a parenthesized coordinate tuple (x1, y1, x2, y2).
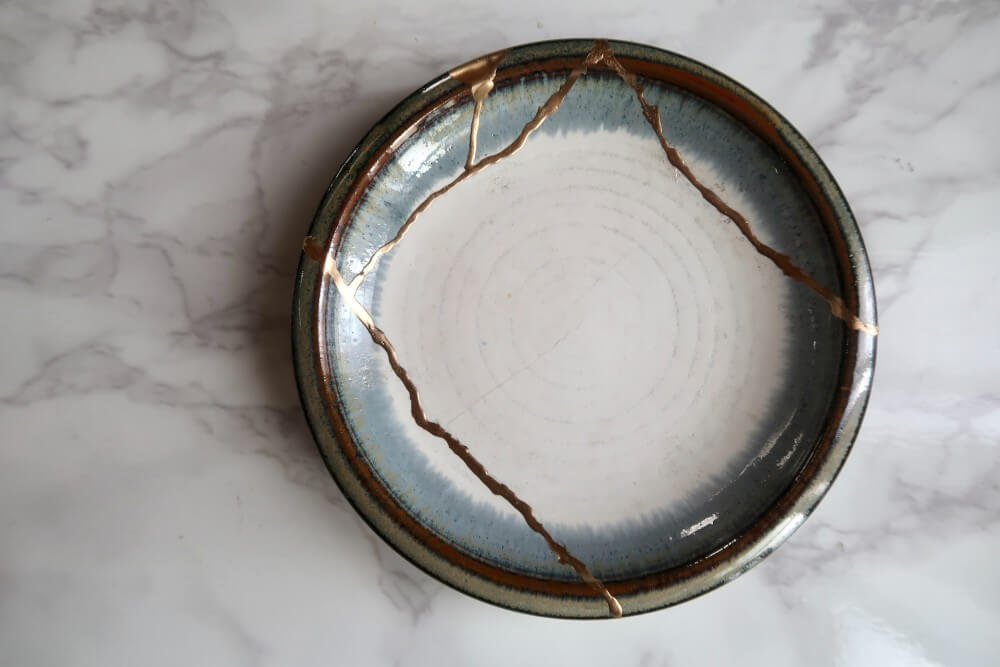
(292, 39, 877, 618)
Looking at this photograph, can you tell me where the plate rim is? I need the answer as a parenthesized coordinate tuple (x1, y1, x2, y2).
(291, 37, 877, 618)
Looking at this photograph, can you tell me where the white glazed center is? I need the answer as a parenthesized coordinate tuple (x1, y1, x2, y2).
(374, 128, 792, 528)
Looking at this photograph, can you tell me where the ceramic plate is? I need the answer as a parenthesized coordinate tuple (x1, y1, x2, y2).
(293, 39, 877, 618)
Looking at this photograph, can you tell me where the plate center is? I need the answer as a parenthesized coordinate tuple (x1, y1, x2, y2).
(372, 127, 793, 528)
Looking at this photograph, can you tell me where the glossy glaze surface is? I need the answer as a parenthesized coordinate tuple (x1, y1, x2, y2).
(299, 40, 873, 617)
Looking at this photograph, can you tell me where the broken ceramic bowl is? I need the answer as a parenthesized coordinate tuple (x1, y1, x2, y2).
(293, 39, 876, 618)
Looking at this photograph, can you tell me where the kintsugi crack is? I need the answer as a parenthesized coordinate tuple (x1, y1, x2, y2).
(450, 50, 508, 169)
(342, 46, 605, 300)
(591, 41, 878, 336)
(312, 39, 875, 619)
(320, 44, 622, 618)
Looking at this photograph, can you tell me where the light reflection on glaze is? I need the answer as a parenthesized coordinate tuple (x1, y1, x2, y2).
(680, 513, 719, 537)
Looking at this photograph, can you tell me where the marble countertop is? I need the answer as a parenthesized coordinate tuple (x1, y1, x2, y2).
(2, 1, 998, 664)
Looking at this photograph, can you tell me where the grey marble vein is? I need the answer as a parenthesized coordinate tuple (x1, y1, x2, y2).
(1, 0, 998, 665)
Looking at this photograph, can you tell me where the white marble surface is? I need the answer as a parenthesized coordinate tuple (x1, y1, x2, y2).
(2, 0, 998, 664)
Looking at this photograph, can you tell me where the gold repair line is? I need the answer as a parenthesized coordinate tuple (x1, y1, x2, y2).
(451, 50, 507, 169)
(345, 46, 603, 297)
(317, 39, 875, 618)
(592, 41, 878, 336)
(325, 255, 623, 618)
(332, 43, 622, 618)
(303, 235, 325, 262)
(467, 96, 484, 169)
